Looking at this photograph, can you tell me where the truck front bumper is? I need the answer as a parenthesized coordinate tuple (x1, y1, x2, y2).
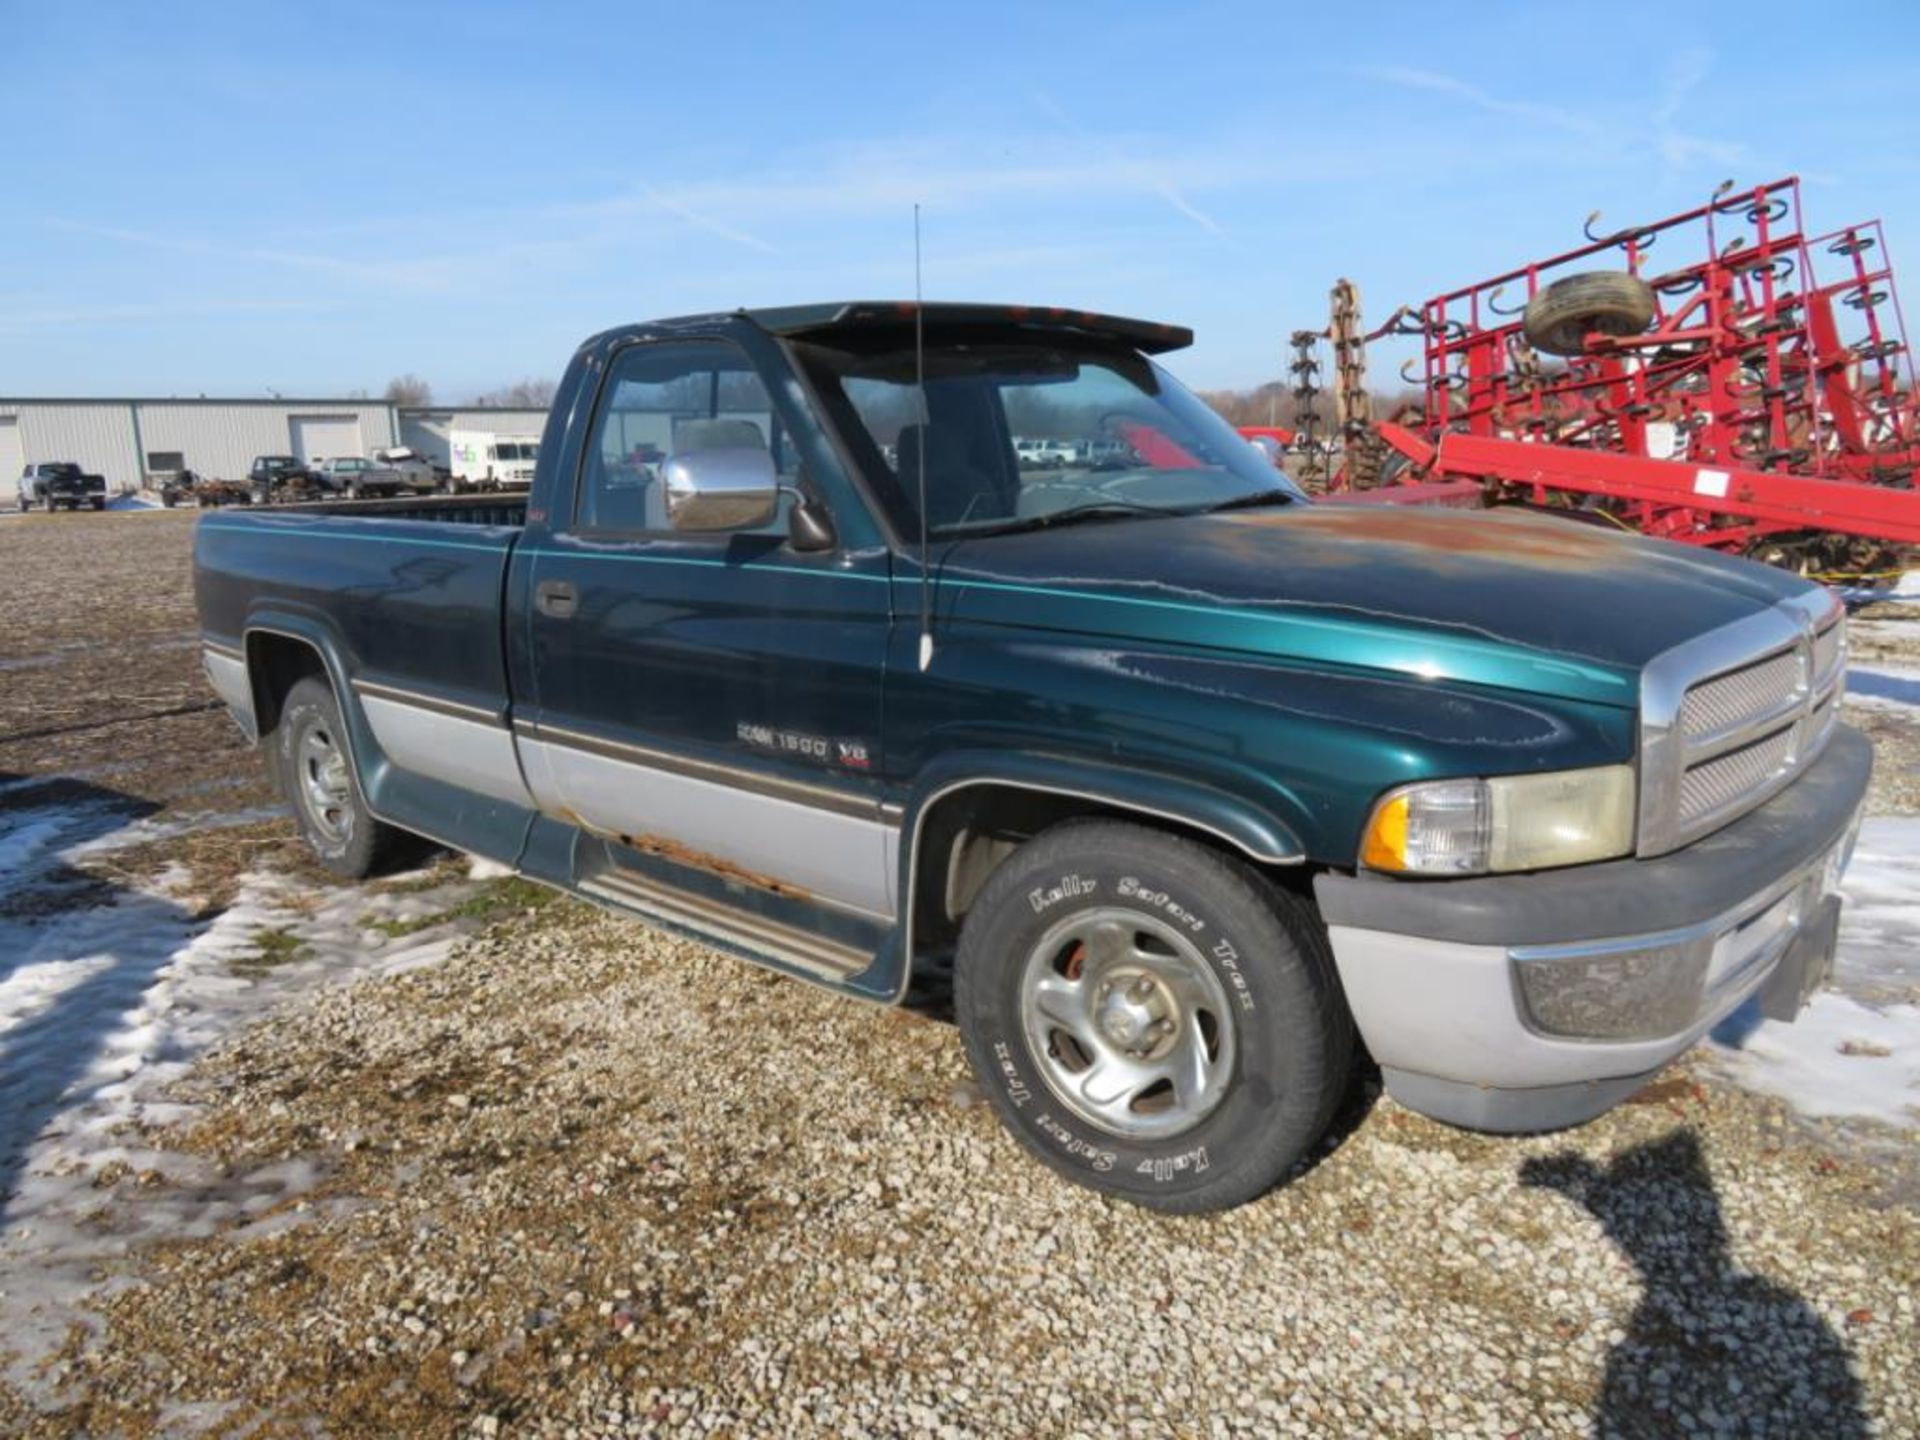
(1312, 726, 1872, 1133)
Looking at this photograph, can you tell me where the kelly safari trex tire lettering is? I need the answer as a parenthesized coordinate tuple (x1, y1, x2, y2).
(955, 819, 1354, 1213)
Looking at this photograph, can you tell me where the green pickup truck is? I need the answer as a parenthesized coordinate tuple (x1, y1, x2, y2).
(195, 302, 1870, 1212)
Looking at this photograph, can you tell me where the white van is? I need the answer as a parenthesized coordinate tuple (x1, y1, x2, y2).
(449, 431, 540, 492)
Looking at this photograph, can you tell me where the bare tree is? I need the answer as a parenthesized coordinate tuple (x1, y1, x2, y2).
(475, 378, 557, 408)
(384, 374, 434, 406)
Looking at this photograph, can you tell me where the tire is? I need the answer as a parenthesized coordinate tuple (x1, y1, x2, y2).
(91, 498, 106, 511)
(955, 819, 1353, 1213)
(273, 675, 404, 879)
(1522, 270, 1656, 357)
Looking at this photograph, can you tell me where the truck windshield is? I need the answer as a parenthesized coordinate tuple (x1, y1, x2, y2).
(795, 334, 1304, 538)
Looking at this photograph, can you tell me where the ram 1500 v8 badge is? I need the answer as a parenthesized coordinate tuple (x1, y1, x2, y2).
(194, 302, 1869, 1212)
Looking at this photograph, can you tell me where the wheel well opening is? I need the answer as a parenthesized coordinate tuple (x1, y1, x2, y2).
(246, 632, 329, 738)
(912, 785, 1310, 954)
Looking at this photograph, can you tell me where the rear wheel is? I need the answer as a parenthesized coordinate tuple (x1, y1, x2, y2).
(274, 675, 404, 878)
(90, 497, 106, 511)
(955, 819, 1353, 1213)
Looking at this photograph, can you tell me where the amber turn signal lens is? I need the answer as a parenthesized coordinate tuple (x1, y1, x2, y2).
(1360, 793, 1409, 870)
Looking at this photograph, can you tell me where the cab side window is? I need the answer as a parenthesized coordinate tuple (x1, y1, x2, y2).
(577, 340, 799, 535)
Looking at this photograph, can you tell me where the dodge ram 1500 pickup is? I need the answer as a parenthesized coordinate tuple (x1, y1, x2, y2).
(195, 302, 1870, 1212)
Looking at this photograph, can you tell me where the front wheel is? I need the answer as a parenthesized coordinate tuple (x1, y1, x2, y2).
(955, 819, 1353, 1213)
(273, 675, 405, 878)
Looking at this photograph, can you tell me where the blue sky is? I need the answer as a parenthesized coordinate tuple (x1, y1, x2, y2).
(3, 1, 1917, 400)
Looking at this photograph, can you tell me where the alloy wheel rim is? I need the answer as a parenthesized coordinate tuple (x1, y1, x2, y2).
(298, 723, 354, 846)
(1019, 907, 1237, 1140)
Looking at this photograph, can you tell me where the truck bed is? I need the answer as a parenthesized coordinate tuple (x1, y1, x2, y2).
(196, 497, 527, 723)
(283, 493, 528, 527)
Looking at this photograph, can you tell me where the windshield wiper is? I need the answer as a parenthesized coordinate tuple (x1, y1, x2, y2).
(1190, 487, 1302, 515)
(944, 500, 1174, 539)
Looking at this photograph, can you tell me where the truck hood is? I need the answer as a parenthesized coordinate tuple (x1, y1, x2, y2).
(937, 504, 1813, 709)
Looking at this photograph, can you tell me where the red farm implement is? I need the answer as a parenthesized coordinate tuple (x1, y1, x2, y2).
(1269, 178, 1920, 581)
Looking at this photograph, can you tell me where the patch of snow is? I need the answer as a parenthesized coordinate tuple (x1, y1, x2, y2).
(1831, 819, 1920, 1006)
(468, 856, 514, 881)
(1711, 993, 1918, 1127)
(59, 804, 285, 859)
(0, 786, 491, 1395)
(1709, 818, 1920, 1130)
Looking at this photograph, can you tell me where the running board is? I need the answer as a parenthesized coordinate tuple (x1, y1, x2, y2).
(581, 867, 871, 981)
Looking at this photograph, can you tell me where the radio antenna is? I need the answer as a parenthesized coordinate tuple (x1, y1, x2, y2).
(914, 202, 934, 672)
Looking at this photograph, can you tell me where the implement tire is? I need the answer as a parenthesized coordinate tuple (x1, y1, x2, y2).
(1523, 271, 1656, 357)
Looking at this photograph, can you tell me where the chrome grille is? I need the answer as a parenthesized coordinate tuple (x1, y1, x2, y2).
(1639, 591, 1844, 856)
(1808, 689, 1839, 748)
(1678, 647, 1804, 741)
(1812, 616, 1846, 692)
(1678, 724, 1796, 829)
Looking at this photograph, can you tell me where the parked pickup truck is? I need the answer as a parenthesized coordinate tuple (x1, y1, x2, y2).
(19, 461, 108, 511)
(314, 456, 430, 499)
(195, 301, 1870, 1213)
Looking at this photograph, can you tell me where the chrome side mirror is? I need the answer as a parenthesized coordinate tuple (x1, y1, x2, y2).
(662, 447, 778, 532)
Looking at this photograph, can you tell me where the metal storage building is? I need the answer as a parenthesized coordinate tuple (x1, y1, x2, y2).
(0, 398, 406, 493)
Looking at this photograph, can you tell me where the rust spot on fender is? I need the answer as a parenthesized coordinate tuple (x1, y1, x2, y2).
(1223, 504, 1639, 568)
(618, 832, 811, 901)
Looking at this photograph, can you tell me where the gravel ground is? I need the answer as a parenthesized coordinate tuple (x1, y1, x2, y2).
(7, 906, 1916, 1439)
(0, 512, 1915, 1437)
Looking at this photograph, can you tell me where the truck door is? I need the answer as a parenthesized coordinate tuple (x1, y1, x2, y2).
(517, 337, 896, 921)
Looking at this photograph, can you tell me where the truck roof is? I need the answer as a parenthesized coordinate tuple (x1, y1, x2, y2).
(583, 302, 1194, 357)
(743, 302, 1193, 355)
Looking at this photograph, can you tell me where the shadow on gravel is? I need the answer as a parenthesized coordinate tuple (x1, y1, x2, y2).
(1523, 1130, 1868, 1439)
(0, 771, 200, 1214)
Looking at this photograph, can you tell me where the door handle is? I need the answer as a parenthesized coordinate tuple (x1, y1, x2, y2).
(535, 579, 578, 618)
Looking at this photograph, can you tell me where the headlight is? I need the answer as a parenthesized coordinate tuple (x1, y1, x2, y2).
(1359, 765, 1636, 876)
